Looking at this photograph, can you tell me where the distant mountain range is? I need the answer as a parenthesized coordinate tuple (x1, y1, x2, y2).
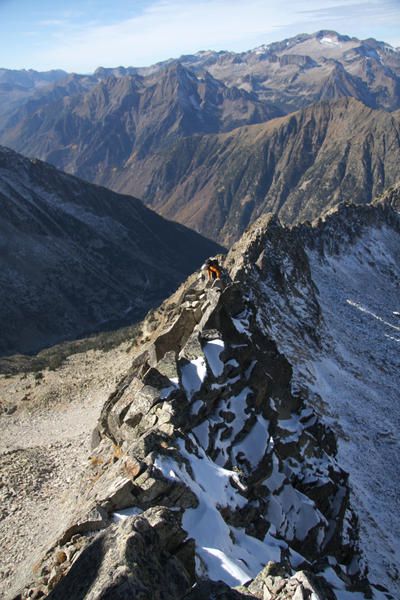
(175, 30, 400, 112)
(0, 68, 67, 124)
(0, 62, 280, 179)
(0, 146, 221, 356)
(1, 30, 400, 243)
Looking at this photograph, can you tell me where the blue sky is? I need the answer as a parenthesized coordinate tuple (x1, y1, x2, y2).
(1, 0, 400, 73)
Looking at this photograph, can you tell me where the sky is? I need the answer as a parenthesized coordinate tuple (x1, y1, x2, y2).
(1, 0, 400, 73)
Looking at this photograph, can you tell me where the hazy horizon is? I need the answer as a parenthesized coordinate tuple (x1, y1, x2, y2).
(1, 0, 399, 73)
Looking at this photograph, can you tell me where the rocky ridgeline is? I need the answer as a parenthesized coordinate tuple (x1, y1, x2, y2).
(226, 199, 400, 355)
(298, 199, 400, 255)
(17, 232, 382, 599)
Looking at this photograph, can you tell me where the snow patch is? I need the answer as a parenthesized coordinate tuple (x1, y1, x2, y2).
(232, 310, 251, 335)
(320, 36, 341, 47)
(203, 339, 225, 377)
(346, 299, 400, 332)
(112, 506, 143, 522)
(154, 439, 281, 586)
(268, 484, 326, 543)
(180, 357, 207, 400)
(233, 415, 270, 468)
(193, 419, 210, 449)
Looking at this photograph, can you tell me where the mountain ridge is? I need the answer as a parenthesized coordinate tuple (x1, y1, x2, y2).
(0, 61, 280, 179)
(225, 195, 400, 595)
(110, 97, 400, 244)
(13, 197, 399, 599)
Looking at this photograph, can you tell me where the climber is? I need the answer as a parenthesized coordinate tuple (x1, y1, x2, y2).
(205, 258, 222, 281)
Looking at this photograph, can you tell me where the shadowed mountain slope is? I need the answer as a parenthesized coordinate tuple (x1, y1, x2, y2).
(225, 196, 400, 595)
(0, 146, 222, 356)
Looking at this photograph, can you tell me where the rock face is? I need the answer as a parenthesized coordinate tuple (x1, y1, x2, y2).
(374, 182, 400, 213)
(45, 507, 195, 600)
(17, 204, 400, 599)
(0, 145, 222, 356)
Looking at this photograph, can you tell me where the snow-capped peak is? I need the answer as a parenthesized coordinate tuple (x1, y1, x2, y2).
(319, 35, 341, 47)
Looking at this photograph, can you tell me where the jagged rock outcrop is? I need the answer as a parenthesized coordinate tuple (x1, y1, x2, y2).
(15, 218, 392, 598)
(373, 181, 400, 213)
(237, 562, 338, 599)
(45, 507, 196, 600)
